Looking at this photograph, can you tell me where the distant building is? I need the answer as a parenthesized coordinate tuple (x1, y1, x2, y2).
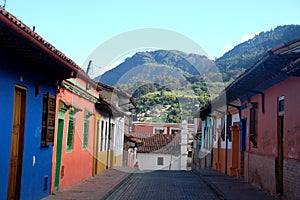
(124, 133, 143, 167)
(192, 113, 202, 169)
(132, 122, 193, 135)
(133, 121, 193, 171)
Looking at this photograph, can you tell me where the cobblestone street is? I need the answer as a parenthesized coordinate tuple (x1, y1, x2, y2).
(43, 167, 279, 200)
(105, 170, 219, 200)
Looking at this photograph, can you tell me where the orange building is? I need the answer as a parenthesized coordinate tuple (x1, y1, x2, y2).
(51, 77, 99, 192)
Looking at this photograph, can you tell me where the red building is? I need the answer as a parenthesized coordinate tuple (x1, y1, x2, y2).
(132, 122, 193, 135)
(199, 37, 300, 199)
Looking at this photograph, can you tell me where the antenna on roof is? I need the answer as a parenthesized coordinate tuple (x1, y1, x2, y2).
(86, 60, 92, 75)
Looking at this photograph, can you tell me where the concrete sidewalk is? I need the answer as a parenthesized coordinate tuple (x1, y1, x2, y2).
(193, 168, 279, 200)
(42, 167, 138, 200)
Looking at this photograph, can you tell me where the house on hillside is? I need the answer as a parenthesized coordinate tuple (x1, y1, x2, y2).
(51, 77, 99, 192)
(198, 37, 300, 199)
(93, 82, 136, 174)
(0, 7, 88, 200)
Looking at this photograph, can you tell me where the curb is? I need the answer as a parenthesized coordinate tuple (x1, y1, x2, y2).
(99, 171, 135, 200)
(192, 170, 226, 200)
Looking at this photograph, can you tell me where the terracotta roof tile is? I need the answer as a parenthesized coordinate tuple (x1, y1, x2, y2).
(0, 7, 80, 69)
(137, 134, 181, 155)
(0, 7, 90, 80)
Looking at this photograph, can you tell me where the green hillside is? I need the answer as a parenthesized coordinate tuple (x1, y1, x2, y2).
(97, 24, 300, 123)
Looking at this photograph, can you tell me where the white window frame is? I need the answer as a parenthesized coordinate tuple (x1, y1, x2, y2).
(153, 127, 167, 134)
(170, 128, 181, 135)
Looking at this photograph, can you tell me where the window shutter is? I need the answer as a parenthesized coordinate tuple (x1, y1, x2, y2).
(66, 116, 74, 151)
(41, 93, 56, 146)
(249, 102, 258, 147)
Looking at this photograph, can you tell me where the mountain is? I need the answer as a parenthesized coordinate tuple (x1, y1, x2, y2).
(95, 50, 215, 86)
(95, 50, 214, 123)
(216, 24, 300, 81)
(98, 25, 300, 85)
(95, 24, 300, 123)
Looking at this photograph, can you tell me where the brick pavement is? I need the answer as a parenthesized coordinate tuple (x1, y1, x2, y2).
(106, 170, 219, 200)
(193, 168, 279, 200)
(42, 167, 281, 200)
(42, 167, 137, 200)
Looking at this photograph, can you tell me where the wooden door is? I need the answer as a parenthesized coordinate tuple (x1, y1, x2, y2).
(7, 86, 26, 200)
(54, 117, 64, 191)
(93, 116, 100, 175)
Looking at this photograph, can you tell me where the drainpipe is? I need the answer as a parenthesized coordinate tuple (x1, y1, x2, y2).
(106, 113, 112, 169)
(225, 113, 228, 175)
(169, 154, 172, 170)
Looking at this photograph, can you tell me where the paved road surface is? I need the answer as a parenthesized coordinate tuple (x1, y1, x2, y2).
(104, 170, 219, 200)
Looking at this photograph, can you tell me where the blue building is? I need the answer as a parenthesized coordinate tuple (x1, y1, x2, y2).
(0, 7, 88, 200)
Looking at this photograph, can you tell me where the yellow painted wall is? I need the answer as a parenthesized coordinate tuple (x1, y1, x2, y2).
(114, 154, 123, 167)
(94, 150, 114, 174)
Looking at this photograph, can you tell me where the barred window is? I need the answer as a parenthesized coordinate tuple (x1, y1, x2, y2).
(41, 93, 56, 147)
(66, 113, 74, 152)
(82, 112, 89, 150)
(249, 102, 258, 148)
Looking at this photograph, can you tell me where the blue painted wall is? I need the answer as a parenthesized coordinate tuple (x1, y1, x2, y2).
(0, 57, 54, 200)
(0, 69, 15, 199)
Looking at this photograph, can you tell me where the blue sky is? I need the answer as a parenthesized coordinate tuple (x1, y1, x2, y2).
(3, 0, 300, 72)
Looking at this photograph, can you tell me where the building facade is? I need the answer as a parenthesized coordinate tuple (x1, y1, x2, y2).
(93, 82, 136, 174)
(132, 122, 192, 135)
(198, 37, 300, 199)
(0, 7, 87, 200)
(51, 77, 99, 192)
(0, 7, 135, 199)
(134, 121, 193, 171)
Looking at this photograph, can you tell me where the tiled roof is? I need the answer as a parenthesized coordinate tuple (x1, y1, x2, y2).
(97, 82, 132, 99)
(137, 134, 181, 156)
(285, 57, 300, 76)
(0, 7, 89, 80)
(124, 133, 143, 144)
(200, 37, 300, 117)
(96, 96, 129, 117)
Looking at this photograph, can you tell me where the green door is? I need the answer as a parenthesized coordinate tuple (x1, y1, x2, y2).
(54, 117, 64, 191)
